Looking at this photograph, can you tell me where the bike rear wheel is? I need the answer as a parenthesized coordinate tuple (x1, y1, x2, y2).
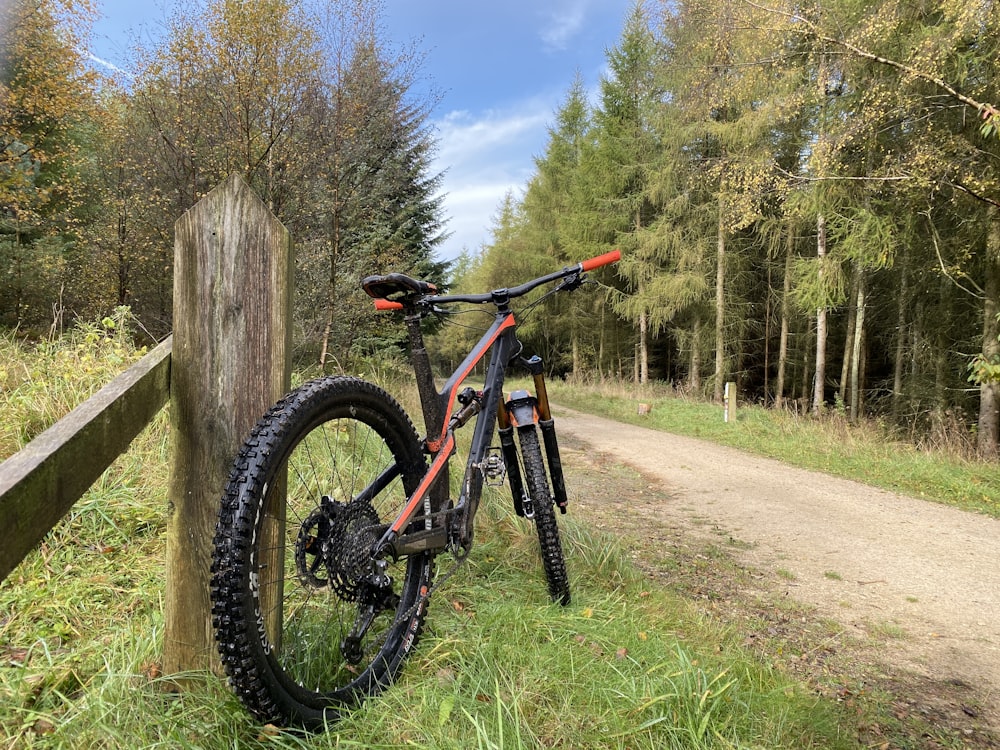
(210, 376, 433, 729)
(516, 424, 570, 605)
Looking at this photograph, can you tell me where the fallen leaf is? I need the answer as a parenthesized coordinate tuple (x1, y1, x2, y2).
(257, 724, 282, 741)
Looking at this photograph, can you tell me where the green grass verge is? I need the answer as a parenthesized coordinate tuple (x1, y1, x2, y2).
(1, 474, 854, 748)
(547, 380, 1000, 518)
(0, 331, 875, 747)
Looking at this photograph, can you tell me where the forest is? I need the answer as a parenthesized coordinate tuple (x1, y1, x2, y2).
(2, 0, 1000, 455)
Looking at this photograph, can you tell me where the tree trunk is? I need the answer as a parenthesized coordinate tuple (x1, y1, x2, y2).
(639, 310, 649, 385)
(598, 302, 606, 379)
(764, 251, 773, 402)
(839, 268, 858, 406)
(319, 177, 342, 369)
(690, 315, 702, 393)
(892, 254, 909, 418)
(801, 317, 813, 407)
(849, 273, 866, 422)
(813, 213, 828, 415)
(776, 225, 794, 408)
(977, 216, 1000, 456)
(714, 207, 726, 403)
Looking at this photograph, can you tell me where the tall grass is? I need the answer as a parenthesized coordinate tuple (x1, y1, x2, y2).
(549, 378, 1000, 518)
(0, 309, 147, 460)
(1, 332, 857, 747)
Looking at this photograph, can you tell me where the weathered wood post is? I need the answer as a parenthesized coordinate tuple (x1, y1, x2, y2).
(164, 174, 292, 676)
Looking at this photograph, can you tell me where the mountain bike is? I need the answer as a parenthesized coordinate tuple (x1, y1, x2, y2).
(209, 249, 621, 729)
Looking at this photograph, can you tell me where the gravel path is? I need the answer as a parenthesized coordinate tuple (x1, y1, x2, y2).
(556, 407, 1000, 726)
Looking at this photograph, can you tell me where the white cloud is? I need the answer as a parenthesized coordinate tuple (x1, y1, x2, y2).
(539, 2, 588, 51)
(430, 103, 552, 259)
(434, 108, 549, 168)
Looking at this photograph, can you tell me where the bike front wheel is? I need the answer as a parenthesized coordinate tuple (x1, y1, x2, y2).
(516, 424, 570, 605)
(210, 376, 433, 729)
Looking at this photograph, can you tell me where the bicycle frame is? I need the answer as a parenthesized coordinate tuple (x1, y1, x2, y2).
(373, 300, 521, 560)
(368, 249, 620, 561)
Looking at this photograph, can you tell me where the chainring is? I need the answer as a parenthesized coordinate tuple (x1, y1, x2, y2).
(294, 503, 335, 590)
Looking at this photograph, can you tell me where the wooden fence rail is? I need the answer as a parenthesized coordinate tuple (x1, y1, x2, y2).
(0, 174, 292, 678)
(0, 337, 172, 583)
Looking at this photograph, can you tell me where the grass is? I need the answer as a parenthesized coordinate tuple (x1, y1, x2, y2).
(547, 379, 1000, 518)
(0, 328, 862, 748)
(9, 329, 997, 747)
(1, 477, 854, 749)
(0, 309, 147, 460)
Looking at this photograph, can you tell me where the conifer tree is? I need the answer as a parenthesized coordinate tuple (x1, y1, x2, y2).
(588, 3, 663, 383)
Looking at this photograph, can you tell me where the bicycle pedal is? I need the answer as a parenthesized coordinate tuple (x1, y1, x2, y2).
(481, 447, 507, 486)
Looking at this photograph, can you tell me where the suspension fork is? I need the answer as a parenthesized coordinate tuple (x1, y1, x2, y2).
(500, 356, 570, 516)
(496, 400, 527, 516)
(527, 356, 569, 513)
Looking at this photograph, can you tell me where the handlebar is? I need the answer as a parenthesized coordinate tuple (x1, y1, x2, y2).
(581, 250, 621, 272)
(377, 249, 620, 310)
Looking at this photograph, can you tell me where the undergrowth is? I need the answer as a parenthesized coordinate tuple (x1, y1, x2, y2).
(0, 308, 147, 461)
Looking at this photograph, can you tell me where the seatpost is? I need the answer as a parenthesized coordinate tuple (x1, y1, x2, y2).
(403, 312, 446, 442)
(403, 310, 451, 516)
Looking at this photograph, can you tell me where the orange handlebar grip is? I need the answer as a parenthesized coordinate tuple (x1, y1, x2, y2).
(580, 249, 621, 272)
(374, 299, 404, 311)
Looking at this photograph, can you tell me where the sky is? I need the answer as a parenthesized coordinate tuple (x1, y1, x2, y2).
(86, 1, 633, 262)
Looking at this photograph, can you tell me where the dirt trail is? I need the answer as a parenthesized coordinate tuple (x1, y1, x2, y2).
(556, 407, 1000, 728)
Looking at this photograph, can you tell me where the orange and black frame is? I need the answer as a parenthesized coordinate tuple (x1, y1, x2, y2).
(209, 248, 620, 730)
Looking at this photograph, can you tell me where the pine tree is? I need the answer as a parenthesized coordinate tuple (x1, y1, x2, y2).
(588, 3, 663, 383)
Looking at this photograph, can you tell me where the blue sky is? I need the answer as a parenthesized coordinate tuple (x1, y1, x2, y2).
(86, 1, 632, 262)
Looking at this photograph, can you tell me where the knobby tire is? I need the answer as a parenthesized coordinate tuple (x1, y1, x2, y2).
(516, 425, 570, 605)
(210, 376, 433, 729)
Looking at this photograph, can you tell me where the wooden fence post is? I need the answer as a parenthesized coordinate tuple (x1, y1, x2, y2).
(164, 174, 292, 676)
(724, 381, 737, 423)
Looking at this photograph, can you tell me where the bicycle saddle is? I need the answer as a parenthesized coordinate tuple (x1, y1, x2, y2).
(362, 273, 438, 300)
